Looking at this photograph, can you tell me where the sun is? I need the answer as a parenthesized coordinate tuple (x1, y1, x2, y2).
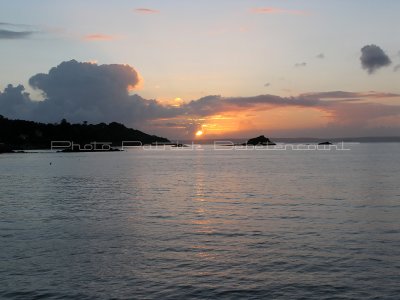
(195, 130, 203, 137)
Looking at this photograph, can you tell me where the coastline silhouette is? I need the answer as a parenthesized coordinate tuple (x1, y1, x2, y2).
(0, 115, 169, 151)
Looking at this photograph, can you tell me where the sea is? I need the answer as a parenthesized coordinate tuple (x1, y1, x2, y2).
(1, 143, 399, 299)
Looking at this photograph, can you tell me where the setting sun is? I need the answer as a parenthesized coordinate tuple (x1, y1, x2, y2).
(195, 130, 203, 137)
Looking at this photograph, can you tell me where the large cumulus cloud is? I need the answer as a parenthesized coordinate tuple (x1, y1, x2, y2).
(1, 60, 179, 125)
(29, 60, 139, 100)
(360, 44, 391, 74)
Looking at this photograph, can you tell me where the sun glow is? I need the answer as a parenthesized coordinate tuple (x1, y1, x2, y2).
(195, 130, 203, 137)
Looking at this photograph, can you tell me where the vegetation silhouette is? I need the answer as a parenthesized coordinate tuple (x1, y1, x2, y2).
(0, 115, 169, 151)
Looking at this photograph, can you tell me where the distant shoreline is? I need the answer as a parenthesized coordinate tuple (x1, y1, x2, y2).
(178, 137, 400, 145)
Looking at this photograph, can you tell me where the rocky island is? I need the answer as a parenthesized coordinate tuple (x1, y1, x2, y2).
(243, 135, 276, 146)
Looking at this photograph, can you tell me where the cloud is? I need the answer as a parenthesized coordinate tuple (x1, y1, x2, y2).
(360, 44, 391, 74)
(300, 91, 400, 100)
(251, 7, 306, 15)
(0, 22, 27, 27)
(6, 60, 319, 125)
(0, 22, 36, 39)
(325, 102, 400, 129)
(0, 29, 34, 39)
(134, 8, 159, 14)
(0, 60, 182, 127)
(394, 51, 400, 71)
(1, 60, 400, 138)
(27, 60, 165, 123)
(294, 62, 307, 67)
(316, 53, 325, 59)
(178, 91, 398, 117)
(182, 94, 321, 117)
(174, 93, 400, 137)
(83, 34, 115, 41)
(0, 84, 35, 119)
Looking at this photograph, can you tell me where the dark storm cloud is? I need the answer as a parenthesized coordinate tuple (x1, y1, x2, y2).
(360, 44, 391, 74)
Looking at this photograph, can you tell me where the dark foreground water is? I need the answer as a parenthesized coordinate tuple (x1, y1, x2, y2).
(1, 144, 399, 299)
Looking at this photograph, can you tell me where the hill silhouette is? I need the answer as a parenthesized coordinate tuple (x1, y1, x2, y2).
(0, 115, 169, 151)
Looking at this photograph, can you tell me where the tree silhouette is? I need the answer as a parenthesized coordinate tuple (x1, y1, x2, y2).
(0, 116, 170, 150)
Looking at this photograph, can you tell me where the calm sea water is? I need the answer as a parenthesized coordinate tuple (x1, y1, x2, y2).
(1, 144, 399, 299)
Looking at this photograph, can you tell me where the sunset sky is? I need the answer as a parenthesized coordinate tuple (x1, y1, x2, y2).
(1, 0, 400, 139)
